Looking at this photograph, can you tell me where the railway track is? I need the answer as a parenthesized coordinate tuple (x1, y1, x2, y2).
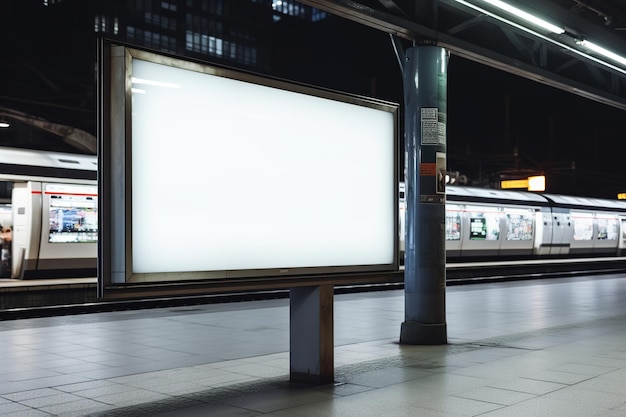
(2, 257, 624, 320)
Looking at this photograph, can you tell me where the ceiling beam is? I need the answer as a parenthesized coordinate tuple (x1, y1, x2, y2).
(297, 0, 626, 111)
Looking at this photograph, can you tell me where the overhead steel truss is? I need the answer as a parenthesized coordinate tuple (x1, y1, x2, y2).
(297, 0, 626, 110)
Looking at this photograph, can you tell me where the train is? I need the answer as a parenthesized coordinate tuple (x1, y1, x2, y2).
(0, 146, 97, 279)
(1, 146, 625, 279)
(400, 183, 626, 260)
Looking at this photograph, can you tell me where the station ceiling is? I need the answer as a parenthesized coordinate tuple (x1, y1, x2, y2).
(299, 0, 626, 110)
(1, 0, 625, 197)
(2, 0, 625, 138)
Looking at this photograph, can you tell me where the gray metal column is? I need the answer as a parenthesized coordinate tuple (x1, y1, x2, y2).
(400, 45, 449, 345)
(290, 285, 334, 384)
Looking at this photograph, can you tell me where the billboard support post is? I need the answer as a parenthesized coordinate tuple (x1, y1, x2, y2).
(400, 45, 449, 345)
(289, 285, 334, 384)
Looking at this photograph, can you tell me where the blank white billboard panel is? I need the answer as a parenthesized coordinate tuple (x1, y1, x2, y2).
(126, 50, 397, 278)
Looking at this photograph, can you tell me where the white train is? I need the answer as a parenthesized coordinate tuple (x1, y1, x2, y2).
(400, 183, 626, 260)
(1, 146, 625, 279)
(0, 147, 97, 278)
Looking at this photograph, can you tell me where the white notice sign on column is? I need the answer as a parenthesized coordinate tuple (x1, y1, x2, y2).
(421, 107, 438, 144)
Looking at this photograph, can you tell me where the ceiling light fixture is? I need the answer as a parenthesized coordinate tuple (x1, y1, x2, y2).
(576, 39, 626, 67)
(482, 0, 565, 34)
(453, 0, 626, 75)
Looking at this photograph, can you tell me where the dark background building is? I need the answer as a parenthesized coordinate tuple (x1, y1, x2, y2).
(1, 0, 625, 198)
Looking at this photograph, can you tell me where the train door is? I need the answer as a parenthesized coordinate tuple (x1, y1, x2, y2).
(0, 202, 12, 278)
(11, 181, 42, 278)
(534, 207, 552, 256)
(550, 208, 572, 256)
(619, 216, 626, 256)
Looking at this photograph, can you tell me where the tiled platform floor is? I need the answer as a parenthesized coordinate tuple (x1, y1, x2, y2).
(1, 273, 626, 416)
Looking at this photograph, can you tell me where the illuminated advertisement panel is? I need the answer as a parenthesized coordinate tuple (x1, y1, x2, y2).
(572, 212, 593, 241)
(596, 215, 618, 240)
(47, 184, 98, 243)
(122, 48, 398, 279)
(505, 209, 533, 241)
(468, 206, 501, 241)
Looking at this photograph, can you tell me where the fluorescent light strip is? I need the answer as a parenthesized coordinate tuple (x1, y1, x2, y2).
(483, 0, 564, 34)
(577, 40, 626, 67)
(454, 0, 565, 40)
(453, 0, 626, 74)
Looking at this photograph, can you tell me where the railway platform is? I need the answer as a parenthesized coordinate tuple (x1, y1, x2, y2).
(1, 273, 626, 416)
(2, 256, 626, 312)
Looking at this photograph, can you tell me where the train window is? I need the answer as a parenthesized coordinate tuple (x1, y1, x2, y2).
(572, 211, 593, 241)
(445, 204, 461, 240)
(47, 184, 98, 244)
(467, 206, 501, 241)
(0, 205, 11, 228)
(596, 215, 618, 240)
(505, 209, 533, 241)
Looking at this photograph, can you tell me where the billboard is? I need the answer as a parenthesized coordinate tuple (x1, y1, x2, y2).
(103, 45, 398, 285)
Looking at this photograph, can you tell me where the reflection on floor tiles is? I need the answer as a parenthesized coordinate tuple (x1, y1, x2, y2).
(0, 275, 625, 416)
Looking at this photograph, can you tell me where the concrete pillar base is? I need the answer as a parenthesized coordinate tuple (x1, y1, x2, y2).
(400, 320, 447, 345)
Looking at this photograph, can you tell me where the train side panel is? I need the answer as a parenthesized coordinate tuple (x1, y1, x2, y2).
(38, 182, 97, 277)
(570, 210, 599, 256)
(545, 194, 625, 257)
(458, 203, 502, 258)
(592, 212, 620, 255)
(445, 203, 462, 257)
(499, 206, 535, 257)
(12, 181, 97, 278)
